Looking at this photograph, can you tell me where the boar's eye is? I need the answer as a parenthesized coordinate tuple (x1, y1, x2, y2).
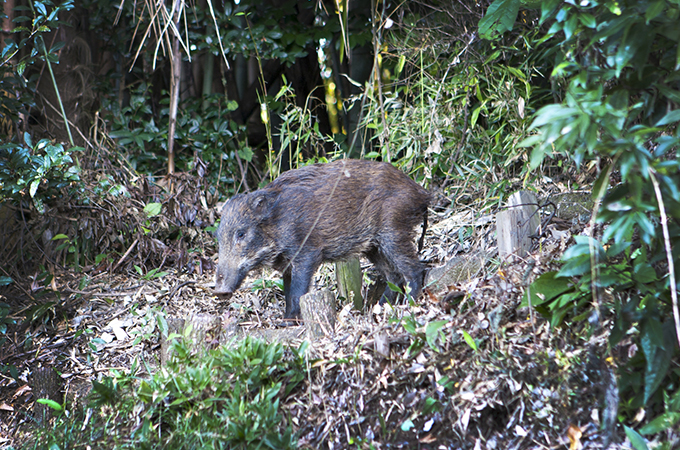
(235, 230, 245, 240)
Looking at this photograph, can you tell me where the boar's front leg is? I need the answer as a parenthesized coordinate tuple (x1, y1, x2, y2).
(282, 256, 319, 323)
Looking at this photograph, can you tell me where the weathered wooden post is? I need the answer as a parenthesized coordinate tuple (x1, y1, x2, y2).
(496, 191, 540, 261)
(335, 258, 363, 311)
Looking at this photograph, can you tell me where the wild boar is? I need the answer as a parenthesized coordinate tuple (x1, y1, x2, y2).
(214, 159, 431, 322)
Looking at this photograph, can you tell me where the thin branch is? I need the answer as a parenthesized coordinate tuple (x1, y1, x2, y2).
(205, 0, 231, 69)
(649, 167, 680, 349)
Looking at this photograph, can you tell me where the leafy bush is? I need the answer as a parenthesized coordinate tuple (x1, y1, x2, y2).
(0, 0, 81, 211)
(0, 135, 81, 212)
(482, 0, 680, 440)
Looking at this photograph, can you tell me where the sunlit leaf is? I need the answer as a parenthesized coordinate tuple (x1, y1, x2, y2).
(36, 398, 62, 411)
(624, 425, 649, 450)
(638, 412, 680, 435)
(462, 330, 478, 351)
(478, 0, 521, 40)
(144, 202, 162, 218)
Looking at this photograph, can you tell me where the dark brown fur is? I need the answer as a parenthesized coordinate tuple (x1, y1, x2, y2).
(214, 159, 431, 321)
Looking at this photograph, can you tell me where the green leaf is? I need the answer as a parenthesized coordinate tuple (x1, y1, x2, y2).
(638, 412, 680, 435)
(396, 55, 406, 76)
(29, 178, 40, 198)
(615, 21, 651, 77)
(530, 105, 578, 128)
(633, 261, 657, 284)
(624, 425, 649, 450)
(557, 254, 591, 277)
(563, 14, 578, 40)
(578, 13, 597, 29)
(478, 0, 521, 40)
(238, 146, 254, 163)
(470, 105, 483, 129)
(0, 276, 13, 286)
(591, 165, 611, 202)
(386, 282, 403, 295)
(517, 134, 542, 148)
(640, 320, 672, 404)
(425, 320, 447, 350)
(645, 0, 666, 23)
(656, 109, 680, 126)
(462, 330, 478, 351)
(522, 271, 573, 307)
(144, 202, 162, 217)
(36, 398, 63, 411)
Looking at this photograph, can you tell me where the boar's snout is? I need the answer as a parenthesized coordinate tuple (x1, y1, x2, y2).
(214, 268, 237, 296)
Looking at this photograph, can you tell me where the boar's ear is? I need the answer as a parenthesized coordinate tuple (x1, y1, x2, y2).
(248, 191, 276, 222)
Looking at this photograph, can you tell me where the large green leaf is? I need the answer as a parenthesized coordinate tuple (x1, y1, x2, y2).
(624, 425, 650, 450)
(522, 271, 573, 308)
(478, 0, 521, 40)
(640, 319, 673, 404)
(638, 412, 680, 435)
(656, 109, 680, 126)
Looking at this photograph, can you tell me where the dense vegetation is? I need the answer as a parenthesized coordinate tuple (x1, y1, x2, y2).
(1, 0, 679, 447)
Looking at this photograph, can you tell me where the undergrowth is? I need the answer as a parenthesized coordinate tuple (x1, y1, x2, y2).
(30, 335, 307, 450)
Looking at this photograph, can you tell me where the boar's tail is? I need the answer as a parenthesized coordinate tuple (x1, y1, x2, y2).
(418, 210, 428, 252)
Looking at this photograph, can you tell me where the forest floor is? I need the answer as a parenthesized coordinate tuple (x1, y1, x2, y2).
(0, 181, 629, 449)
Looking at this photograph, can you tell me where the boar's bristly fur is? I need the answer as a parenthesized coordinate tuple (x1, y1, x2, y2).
(214, 159, 431, 322)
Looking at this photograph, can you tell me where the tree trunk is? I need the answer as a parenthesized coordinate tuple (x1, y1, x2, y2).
(31, 367, 62, 425)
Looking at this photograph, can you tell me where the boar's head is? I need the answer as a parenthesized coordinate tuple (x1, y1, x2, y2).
(214, 191, 278, 296)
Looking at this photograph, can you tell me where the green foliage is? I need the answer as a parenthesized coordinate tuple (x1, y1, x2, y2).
(35, 336, 306, 449)
(0, 0, 81, 211)
(401, 314, 450, 355)
(271, 81, 338, 178)
(639, 389, 680, 435)
(0, 301, 17, 380)
(0, 1, 81, 213)
(82, 0, 353, 189)
(484, 0, 680, 436)
(0, 0, 74, 126)
(104, 82, 245, 183)
(0, 135, 81, 213)
(133, 265, 168, 281)
(364, 31, 537, 201)
(624, 425, 650, 450)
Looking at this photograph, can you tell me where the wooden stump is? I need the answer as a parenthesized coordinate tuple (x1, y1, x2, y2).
(31, 367, 62, 424)
(300, 289, 336, 339)
(160, 317, 185, 366)
(496, 191, 540, 262)
(160, 314, 220, 366)
(335, 258, 363, 310)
